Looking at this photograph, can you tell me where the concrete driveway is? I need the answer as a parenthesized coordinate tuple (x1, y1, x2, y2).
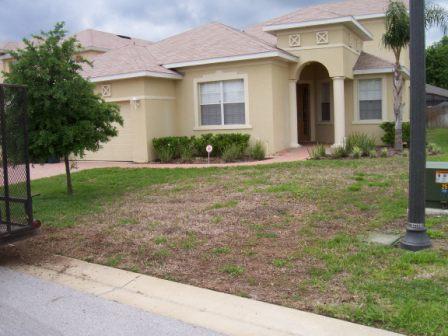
(0, 266, 220, 336)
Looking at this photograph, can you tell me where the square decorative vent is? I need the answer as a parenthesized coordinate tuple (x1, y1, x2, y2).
(316, 31, 329, 45)
(288, 34, 301, 47)
(101, 85, 111, 97)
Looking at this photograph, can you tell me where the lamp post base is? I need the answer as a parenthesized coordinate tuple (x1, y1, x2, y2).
(401, 225, 432, 251)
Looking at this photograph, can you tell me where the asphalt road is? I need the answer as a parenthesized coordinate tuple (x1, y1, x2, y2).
(0, 267, 222, 336)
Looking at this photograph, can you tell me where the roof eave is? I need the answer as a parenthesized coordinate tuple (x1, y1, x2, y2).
(163, 51, 299, 69)
(354, 66, 410, 77)
(88, 70, 183, 83)
(263, 16, 373, 41)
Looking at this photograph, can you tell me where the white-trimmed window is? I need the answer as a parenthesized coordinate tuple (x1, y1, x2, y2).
(199, 79, 245, 126)
(358, 79, 383, 120)
(320, 82, 331, 122)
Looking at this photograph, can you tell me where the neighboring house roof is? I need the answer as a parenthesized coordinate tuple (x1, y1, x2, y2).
(81, 44, 182, 81)
(245, 0, 409, 46)
(426, 84, 448, 98)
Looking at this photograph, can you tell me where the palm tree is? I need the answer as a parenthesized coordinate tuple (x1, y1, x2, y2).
(382, 0, 448, 151)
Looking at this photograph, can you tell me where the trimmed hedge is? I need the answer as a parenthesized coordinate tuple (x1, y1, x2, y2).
(380, 122, 410, 146)
(152, 133, 251, 161)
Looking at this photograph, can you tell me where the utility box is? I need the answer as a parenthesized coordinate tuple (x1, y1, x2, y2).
(426, 162, 448, 209)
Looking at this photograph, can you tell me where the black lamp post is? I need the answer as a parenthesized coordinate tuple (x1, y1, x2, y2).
(401, 0, 432, 251)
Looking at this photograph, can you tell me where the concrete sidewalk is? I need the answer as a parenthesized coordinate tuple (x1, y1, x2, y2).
(8, 256, 403, 336)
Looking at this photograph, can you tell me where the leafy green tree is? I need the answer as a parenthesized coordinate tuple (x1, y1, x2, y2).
(426, 35, 448, 90)
(3, 22, 122, 194)
(382, 0, 448, 151)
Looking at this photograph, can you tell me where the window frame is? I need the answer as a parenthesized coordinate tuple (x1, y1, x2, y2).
(317, 79, 333, 124)
(194, 73, 251, 130)
(353, 77, 387, 124)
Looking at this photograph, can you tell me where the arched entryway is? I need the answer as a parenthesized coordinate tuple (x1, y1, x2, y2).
(296, 62, 334, 145)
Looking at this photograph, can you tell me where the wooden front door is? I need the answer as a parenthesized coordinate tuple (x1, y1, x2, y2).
(297, 83, 311, 143)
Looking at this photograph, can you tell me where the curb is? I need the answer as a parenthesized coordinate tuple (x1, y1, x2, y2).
(9, 256, 403, 336)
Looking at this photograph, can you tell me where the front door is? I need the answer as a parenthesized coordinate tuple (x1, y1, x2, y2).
(297, 83, 311, 143)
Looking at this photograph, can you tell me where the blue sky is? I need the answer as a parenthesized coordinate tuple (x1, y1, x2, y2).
(0, 0, 446, 45)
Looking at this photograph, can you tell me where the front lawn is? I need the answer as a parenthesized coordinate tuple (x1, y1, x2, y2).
(3, 155, 447, 336)
(428, 128, 448, 161)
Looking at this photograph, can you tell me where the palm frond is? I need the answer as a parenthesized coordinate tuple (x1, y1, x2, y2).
(425, 2, 448, 35)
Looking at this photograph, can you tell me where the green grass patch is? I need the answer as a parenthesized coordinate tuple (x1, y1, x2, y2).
(221, 264, 245, 277)
(209, 199, 239, 210)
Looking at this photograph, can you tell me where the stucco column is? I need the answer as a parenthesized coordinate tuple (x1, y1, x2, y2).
(332, 76, 346, 147)
(131, 98, 149, 163)
(289, 79, 300, 148)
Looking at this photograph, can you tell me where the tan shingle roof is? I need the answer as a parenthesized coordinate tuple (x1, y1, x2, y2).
(149, 22, 282, 66)
(353, 52, 394, 70)
(266, 0, 409, 27)
(0, 29, 152, 54)
(81, 22, 296, 80)
(80, 44, 179, 79)
(245, 0, 409, 45)
(73, 29, 152, 51)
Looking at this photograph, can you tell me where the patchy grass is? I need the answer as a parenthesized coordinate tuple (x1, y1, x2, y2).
(221, 264, 245, 277)
(3, 157, 448, 336)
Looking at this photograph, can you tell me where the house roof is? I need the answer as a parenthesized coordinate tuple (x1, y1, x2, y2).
(0, 29, 152, 55)
(73, 29, 153, 51)
(245, 0, 409, 45)
(81, 22, 298, 81)
(80, 44, 182, 81)
(149, 22, 296, 68)
(354, 52, 394, 71)
(426, 84, 448, 98)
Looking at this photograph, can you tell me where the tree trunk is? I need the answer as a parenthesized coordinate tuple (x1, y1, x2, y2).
(393, 62, 404, 152)
(64, 155, 73, 195)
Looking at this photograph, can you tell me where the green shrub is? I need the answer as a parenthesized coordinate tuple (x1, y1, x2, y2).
(332, 146, 348, 159)
(157, 146, 175, 163)
(222, 144, 244, 162)
(351, 146, 362, 159)
(180, 144, 195, 163)
(345, 132, 376, 156)
(309, 144, 326, 160)
(249, 141, 266, 160)
(153, 136, 194, 161)
(380, 122, 410, 147)
(368, 149, 377, 158)
(427, 142, 442, 155)
(153, 133, 251, 161)
(380, 147, 389, 157)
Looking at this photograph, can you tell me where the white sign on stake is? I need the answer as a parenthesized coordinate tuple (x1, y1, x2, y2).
(206, 145, 213, 164)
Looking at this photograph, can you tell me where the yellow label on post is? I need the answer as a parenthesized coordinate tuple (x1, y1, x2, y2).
(436, 171, 448, 184)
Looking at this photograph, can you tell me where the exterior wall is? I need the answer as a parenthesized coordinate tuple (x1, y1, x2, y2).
(174, 59, 289, 155)
(277, 24, 363, 79)
(271, 61, 291, 151)
(143, 78, 177, 160)
(347, 73, 410, 144)
(359, 18, 410, 68)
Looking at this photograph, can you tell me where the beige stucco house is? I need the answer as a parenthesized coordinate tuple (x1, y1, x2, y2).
(0, 0, 411, 162)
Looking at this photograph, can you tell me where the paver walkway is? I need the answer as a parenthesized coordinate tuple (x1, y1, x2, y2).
(30, 147, 311, 180)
